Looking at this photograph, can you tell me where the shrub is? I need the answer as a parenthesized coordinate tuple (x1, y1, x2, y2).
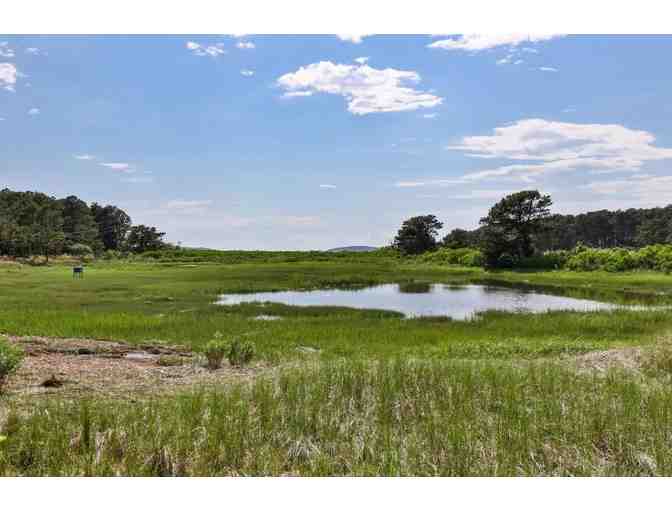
(202, 334, 229, 370)
(418, 247, 484, 267)
(227, 338, 256, 367)
(0, 340, 24, 392)
(68, 243, 93, 257)
(497, 253, 515, 269)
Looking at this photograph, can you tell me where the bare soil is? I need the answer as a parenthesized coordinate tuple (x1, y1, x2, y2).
(2, 335, 267, 399)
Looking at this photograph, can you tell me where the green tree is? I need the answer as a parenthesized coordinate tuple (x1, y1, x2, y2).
(125, 225, 167, 253)
(479, 190, 553, 265)
(393, 215, 443, 255)
(60, 195, 100, 252)
(91, 203, 132, 251)
(32, 200, 65, 261)
(441, 228, 473, 249)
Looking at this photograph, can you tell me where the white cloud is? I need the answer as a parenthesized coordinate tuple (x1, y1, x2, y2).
(581, 175, 672, 202)
(354, 57, 369, 65)
(164, 200, 213, 213)
(240, 69, 254, 77)
(521, 47, 539, 54)
(449, 119, 672, 182)
(25, 47, 44, 55)
(319, 184, 336, 189)
(100, 162, 134, 173)
(283, 90, 314, 98)
(428, 34, 563, 52)
(27, 107, 40, 116)
(539, 66, 558, 72)
(0, 42, 14, 58)
(277, 61, 442, 115)
(395, 179, 464, 188)
(74, 154, 95, 160)
(186, 41, 226, 57)
(336, 34, 370, 44)
(121, 176, 153, 184)
(0, 62, 18, 91)
(422, 113, 438, 119)
(235, 41, 255, 49)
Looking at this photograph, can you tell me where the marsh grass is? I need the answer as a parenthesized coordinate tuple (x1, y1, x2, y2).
(1, 359, 671, 476)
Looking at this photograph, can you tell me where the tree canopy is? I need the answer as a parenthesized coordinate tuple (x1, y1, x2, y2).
(393, 215, 444, 255)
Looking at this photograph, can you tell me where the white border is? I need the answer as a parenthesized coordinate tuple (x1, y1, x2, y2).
(1, 0, 672, 33)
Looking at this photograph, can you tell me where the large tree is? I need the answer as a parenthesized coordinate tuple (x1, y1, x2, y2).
(479, 190, 553, 265)
(60, 195, 101, 251)
(125, 225, 166, 253)
(90, 203, 132, 251)
(393, 215, 444, 255)
(442, 228, 473, 249)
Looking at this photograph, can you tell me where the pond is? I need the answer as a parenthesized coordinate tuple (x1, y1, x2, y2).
(216, 283, 622, 319)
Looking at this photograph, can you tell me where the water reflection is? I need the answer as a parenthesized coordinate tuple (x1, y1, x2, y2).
(216, 283, 623, 319)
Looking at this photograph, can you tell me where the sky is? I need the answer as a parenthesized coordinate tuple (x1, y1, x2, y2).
(2, 34, 672, 249)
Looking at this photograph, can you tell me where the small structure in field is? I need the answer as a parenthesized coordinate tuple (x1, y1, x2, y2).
(72, 266, 84, 279)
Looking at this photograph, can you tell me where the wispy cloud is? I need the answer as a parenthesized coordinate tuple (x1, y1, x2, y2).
(27, 107, 40, 116)
(186, 41, 226, 57)
(336, 34, 371, 44)
(73, 154, 95, 160)
(354, 57, 369, 65)
(25, 47, 45, 56)
(235, 41, 255, 50)
(428, 34, 563, 52)
(422, 113, 438, 119)
(319, 184, 337, 189)
(449, 119, 672, 182)
(0, 62, 18, 91)
(240, 69, 254, 77)
(539, 66, 558, 72)
(100, 162, 134, 173)
(277, 61, 442, 115)
(0, 42, 14, 58)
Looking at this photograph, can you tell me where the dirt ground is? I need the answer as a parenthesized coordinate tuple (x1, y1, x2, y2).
(2, 335, 267, 399)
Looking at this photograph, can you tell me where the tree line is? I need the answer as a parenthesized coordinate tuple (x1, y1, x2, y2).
(0, 188, 168, 259)
(393, 190, 672, 267)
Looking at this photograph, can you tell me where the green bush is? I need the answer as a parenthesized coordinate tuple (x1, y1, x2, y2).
(418, 247, 483, 267)
(0, 340, 23, 392)
(67, 243, 93, 257)
(227, 338, 255, 367)
(202, 334, 229, 370)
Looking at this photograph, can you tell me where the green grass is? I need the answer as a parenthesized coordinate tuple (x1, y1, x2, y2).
(1, 261, 672, 361)
(2, 359, 672, 476)
(3, 259, 672, 476)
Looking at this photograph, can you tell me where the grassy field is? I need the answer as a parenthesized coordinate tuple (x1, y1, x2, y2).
(2, 257, 672, 475)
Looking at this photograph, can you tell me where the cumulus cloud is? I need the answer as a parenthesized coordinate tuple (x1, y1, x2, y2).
(319, 184, 336, 189)
(236, 41, 255, 49)
(449, 119, 672, 182)
(74, 154, 95, 160)
(186, 41, 226, 57)
(27, 107, 40, 116)
(0, 42, 14, 58)
(428, 34, 563, 52)
(354, 57, 369, 65)
(336, 34, 370, 44)
(277, 61, 442, 115)
(240, 69, 254, 76)
(0, 62, 18, 91)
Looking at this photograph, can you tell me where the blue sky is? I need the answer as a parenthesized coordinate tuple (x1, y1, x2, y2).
(2, 34, 672, 249)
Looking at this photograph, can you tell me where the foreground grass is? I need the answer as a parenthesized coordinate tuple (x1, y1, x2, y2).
(2, 261, 672, 360)
(2, 359, 671, 476)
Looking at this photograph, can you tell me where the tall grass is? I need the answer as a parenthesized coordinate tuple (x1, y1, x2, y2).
(2, 360, 671, 476)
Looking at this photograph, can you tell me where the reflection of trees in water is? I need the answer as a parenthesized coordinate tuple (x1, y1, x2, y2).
(398, 282, 432, 294)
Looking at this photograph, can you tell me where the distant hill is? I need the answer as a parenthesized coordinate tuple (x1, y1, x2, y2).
(327, 246, 378, 253)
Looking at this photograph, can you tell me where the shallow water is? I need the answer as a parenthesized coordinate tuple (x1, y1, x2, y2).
(216, 283, 620, 319)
